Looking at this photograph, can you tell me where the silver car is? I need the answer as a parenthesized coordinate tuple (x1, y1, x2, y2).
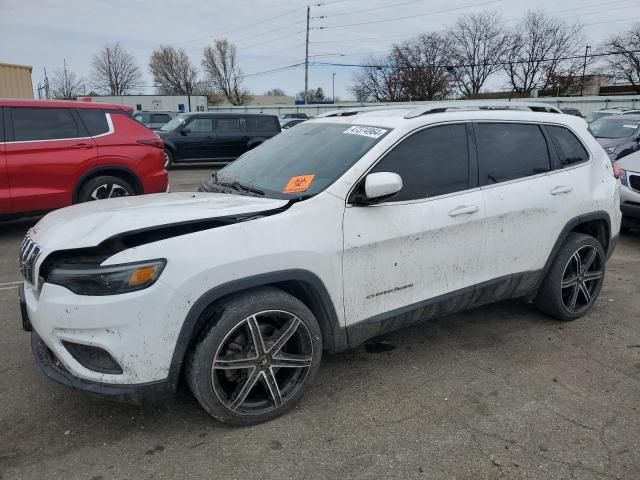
(132, 111, 178, 130)
(615, 150, 640, 229)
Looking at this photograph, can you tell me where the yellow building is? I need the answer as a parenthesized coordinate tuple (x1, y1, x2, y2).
(0, 62, 34, 99)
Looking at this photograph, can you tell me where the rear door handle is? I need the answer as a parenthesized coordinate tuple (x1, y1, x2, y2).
(448, 205, 479, 217)
(551, 185, 573, 195)
(71, 143, 94, 149)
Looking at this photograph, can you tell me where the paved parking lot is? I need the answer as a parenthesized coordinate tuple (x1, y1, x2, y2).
(1, 167, 639, 480)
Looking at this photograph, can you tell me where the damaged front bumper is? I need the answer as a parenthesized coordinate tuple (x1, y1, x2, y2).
(30, 330, 174, 406)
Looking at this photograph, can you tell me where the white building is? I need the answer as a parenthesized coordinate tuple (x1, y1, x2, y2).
(77, 95, 207, 112)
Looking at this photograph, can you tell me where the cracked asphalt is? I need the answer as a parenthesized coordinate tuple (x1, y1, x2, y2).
(1, 167, 639, 480)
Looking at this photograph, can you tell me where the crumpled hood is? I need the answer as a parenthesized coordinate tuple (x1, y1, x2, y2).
(29, 192, 289, 251)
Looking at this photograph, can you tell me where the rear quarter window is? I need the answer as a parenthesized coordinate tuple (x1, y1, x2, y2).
(77, 109, 110, 136)
(547, 126, 589, 167)
(246, 116, 279, 132)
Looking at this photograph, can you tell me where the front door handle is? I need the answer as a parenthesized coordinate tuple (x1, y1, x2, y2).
(551, 185, 573, 195)
(448, 205, 479, 217)
(71, 143, 94, 149)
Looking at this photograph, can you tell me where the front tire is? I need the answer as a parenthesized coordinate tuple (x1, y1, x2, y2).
(535, 233, 605, 321)
(164, 148, 174, 169)
(77, 176, 135, 203)
(186, 287, 322, 426)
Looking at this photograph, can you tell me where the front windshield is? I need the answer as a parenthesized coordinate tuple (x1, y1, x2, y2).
(212, 123, 391, 198)
(160, 115, 186, 132)
(585, 111, 613, 124)
(589, 118, 640, 139)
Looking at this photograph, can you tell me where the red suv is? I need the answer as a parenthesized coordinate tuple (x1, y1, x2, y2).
(0, 99, 168, 219)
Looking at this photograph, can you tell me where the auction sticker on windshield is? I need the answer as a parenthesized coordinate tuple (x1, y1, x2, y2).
(284, 175, 315, 193)
(343, 126, 388, 139)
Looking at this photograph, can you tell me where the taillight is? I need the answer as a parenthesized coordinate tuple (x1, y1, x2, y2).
(137, 138, 164, 149)
(612, 163, 621, 179)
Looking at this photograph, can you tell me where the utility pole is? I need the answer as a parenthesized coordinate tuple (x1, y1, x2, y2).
(332, 72, 336, 103)
(304, 5, 310, 105)
(580, 45, 591, 97)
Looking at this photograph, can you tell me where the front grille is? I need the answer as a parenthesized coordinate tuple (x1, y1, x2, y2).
(629, 174, 640, 192)
(19, 234, 42, 285)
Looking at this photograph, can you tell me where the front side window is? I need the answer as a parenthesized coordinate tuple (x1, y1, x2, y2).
(12, 107, 79, 141)
(370, 124, 470, 201)
(476, 123, 551, 186)
(133, 112, 150, 123)
(188, 118, 213, 133)
(211, 123, 390, 199)
(78, 109, 110, 136)
(547, 126, 589, 167)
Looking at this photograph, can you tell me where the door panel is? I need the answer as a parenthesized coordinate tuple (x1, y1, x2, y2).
(215, 117, 246, 159)
(0, 142, 10, 215)
(176, 117, 215, 160)
(342, 123, 483, 326)
(6, 107, 98, 214)
(343, 191, 485, 325)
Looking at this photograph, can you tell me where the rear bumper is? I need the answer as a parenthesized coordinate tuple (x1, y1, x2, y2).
(621, 201, 640, 222)
(142, 169, 169, 194)
(31, 331, 174, 406)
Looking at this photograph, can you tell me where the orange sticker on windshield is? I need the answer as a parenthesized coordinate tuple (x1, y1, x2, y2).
(283, 175, 315, 193)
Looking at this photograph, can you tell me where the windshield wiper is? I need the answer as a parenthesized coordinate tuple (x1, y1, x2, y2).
(208, 172, 265, 196)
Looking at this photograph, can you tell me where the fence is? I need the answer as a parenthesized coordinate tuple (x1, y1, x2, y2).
(208, 95, 640, 117)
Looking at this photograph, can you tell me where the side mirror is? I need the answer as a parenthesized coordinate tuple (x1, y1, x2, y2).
(181, 127, 191, 135)
(355, 172, 403, 204)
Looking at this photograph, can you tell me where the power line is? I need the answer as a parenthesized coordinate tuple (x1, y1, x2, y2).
(318, 0, 502, 30)
(310, 48, 640, 70)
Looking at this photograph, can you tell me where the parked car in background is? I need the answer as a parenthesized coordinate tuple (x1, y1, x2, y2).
(588, 115, 640, 161)
(615, 150, 640, 230)
(281, 112, 308, 120)
(158, 112, 281, 168)
(561, 108, 583, 117)
(132, 110, 177, 130)
(20, 105, 620, 425)
(0, 99, 168, 220)
(281, 118, 305, 129)
(585, 107, 640, 124)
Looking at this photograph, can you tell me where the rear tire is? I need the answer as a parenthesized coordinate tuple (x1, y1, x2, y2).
(534, 233, 605, 321)
(77, 176, 135, 203)
(186, 287, 322, 426)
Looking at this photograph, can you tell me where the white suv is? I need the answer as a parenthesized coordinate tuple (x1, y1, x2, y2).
(20, 106, 621, 425)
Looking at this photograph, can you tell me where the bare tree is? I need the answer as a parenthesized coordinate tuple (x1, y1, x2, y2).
(90, 43, 142, 95)
(602, 23, 640, 93)
(392, 33, 453, 101)
(503, 11, 584, 94)
(201, 39, 252, 105)
(447, 11, 508, 97)
(51, 66, 84, 100)
(297, 87, 326, 103)
(350, 55, 405, 102)
(149, 46, 198, 94)
(264, 87, 286, 96)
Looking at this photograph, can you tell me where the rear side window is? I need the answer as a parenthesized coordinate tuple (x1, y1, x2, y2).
(371, 124, 469, 201)
(476, 123, 551, 186)
(11, 107, 79, 141)
(217, 118, 241, 132)
(77, 109, 110, 136)
(152, 114, 171, 123)
(246, 116, 278, 131)
(547, 126, 589, 167)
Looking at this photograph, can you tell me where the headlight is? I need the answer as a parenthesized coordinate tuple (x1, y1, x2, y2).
(619, 168, 628, 186)
(47, 259, 166, 296)
(604, 146, 617, 154)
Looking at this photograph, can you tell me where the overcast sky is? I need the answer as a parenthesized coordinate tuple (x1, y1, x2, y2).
(1, 0, 639, 100)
